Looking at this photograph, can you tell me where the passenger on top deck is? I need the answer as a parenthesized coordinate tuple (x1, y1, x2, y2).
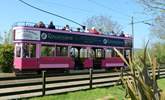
(98, 29, 103, 34)
(77, 28, 81, 32)
(62, 25, 70, 31)
(120, 31, 125, 37)
(48, 21, 55, 29)
(84, 28, 89, 32)
(89, 27, 100, 34)
(34, 21, 46, 28)
(111, 31, 117, 36)
(65, 25, 70, 31)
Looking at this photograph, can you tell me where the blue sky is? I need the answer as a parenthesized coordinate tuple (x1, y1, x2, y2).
(0, 0, 154, 48)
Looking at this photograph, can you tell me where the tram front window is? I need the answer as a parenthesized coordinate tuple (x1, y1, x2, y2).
(22, 43, 36, 58)
(15, 46, 21, 57)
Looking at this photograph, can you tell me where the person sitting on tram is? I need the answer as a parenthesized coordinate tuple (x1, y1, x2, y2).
(65, 25, 70, 31)
(120, 31, 125, 37)
(111, 31, 117, 36)
(77, 28, 81, 32)
(62, 25, 70, 31)
(48, 21, 55, 29)
(89, 27, 100, 34)
(34, 21, 46, 28)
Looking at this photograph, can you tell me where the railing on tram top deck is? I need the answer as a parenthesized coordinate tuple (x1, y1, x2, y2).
(12, 21, 85, 32)
(12, 21, 132, 38)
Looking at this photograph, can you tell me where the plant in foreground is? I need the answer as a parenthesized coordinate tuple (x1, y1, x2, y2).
(114, 43, 165, 100)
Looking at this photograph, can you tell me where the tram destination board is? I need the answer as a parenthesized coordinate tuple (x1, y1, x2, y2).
(40, 31, 126, 47)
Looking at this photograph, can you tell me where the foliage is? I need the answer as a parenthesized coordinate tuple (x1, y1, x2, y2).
(83, 15, 122, 34)
(0, 44, 14, 73)
(114, 43, 164, 100)
(138, 0, 165, 12)
(150, 13, 165, 40)
(137, 0, 165, 40)
(151, 42, 165, 64)
(3, 29, 13, 44)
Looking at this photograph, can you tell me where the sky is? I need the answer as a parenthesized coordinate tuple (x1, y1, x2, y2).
(0, 0, 154, 48)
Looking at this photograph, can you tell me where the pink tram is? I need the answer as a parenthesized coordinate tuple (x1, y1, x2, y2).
(13, 22, 132, 72)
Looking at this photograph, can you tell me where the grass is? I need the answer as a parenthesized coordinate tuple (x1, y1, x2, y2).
(30, 86, 125, 100)
(30, 78, 165, 100)
(158, 78, 165, 90)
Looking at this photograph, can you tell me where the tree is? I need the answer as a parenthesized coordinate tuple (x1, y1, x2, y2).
(0, 32, 3, 44)
(150, 13, 165, 39)
(138, 0, 165, 40)
(0, 44, 14, 72)
(3, 29, 13, 44)
(152, 42, 165, 64)
(138, 0, 165, 12)
(83, 15, 122, 34)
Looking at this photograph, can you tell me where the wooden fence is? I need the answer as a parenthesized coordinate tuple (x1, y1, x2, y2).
(0, 67, 165, 99)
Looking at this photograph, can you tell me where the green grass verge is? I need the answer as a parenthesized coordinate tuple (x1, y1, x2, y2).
(30, 86, 125, 100)
(30, 78, 165, 100)
(158, 78, 165, 90)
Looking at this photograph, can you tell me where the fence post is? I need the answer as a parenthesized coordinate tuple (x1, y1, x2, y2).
(42, 70, 46, 96)
(89, 68, 93, 89)
(157, 66, 160, 79)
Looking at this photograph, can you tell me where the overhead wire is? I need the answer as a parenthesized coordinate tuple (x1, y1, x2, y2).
(36, 0, 95, 14)
(129, 18, 155, 24)
(18, 0, 85, 28)
(87, 0, 132, 19)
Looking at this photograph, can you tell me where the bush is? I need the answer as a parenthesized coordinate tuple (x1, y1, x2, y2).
(114, 43, 164, 100)
(0, 44, 14, 73)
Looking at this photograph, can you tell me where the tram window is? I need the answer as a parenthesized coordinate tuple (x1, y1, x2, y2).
(30, 44, 36, 57)
(88, 49, 95, 58)
(56, 46, 68, 56)
(22, 43, 36, 58)
(41, 45, 55, 57)
(112, 49, 123, 57)
(16, 46, 21, 57)
(125, 49, 131, 58)
(95, 49, 104, 58)
(105, 49, 112, 58)
(70, 48, 78, 58)
(80, 48, 88, 58)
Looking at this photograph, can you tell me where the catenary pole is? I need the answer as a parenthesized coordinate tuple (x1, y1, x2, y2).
(131, 16, 134, 57)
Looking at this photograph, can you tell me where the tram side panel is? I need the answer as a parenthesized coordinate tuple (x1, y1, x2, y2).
(14, 58, 38, 71)
(101, 57, 124, 68)
(38, 57, 74, 69)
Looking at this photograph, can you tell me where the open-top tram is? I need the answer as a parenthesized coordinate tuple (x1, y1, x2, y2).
(13, 22, 132, 72)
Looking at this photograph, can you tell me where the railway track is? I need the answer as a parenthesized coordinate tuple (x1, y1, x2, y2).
(0, 67, 165, 99)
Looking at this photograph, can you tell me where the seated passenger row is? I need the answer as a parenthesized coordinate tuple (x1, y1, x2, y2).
(33, 21, 127, 37)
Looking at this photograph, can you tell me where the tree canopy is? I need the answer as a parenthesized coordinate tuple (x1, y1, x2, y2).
(138, 0, 165, 40)
(138, 0, 165, 12)
(83, 15, 122, 34)
(150, 13, 165, 39)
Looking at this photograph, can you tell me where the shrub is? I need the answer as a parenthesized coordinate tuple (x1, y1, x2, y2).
(0, 44, 14, 73)
(114, 43, 165, 100)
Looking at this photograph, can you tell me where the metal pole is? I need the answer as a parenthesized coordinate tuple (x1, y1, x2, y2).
(89, 68, 93, 89)
(42, 70, 46, 96)
(131, 16, 134, 57)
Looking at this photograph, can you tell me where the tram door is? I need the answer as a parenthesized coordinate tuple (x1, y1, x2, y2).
(93, 48, 105, 69)
(70, 47, 83, 70)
